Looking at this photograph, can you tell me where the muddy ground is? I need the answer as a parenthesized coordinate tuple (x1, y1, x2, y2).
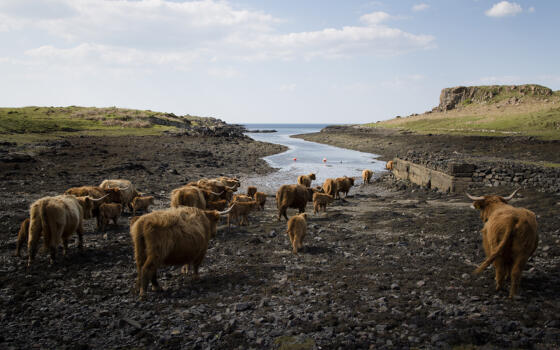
(1, 133, 560, 349)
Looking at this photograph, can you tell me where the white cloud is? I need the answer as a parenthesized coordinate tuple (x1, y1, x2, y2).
(280, 83, 297, 92)
(207, 67, 241, 79)
(485, 1, 522, 17)
(360, 11, 392, 25)
(4, 0, 435, 68)
(412, 3, 430, 12)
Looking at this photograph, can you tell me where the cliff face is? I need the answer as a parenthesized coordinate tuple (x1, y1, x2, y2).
(437, 84, 553, 111)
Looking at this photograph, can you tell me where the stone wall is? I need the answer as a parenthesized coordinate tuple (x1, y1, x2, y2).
(392, 152, 560, 193)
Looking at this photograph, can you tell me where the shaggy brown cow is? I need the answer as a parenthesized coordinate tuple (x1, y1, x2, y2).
(131, 206, 232, 298)
(206, 199, 227, 211)
(233, 194, 253, 203)
(129, 216, 141, 227)
(297, 173, 316, 188)
(286, 213, 307, 254)
(467, 189, 538, 298)
(386, 160, 394, 170)
(65, 186, 122, 228)
(99, 179, 136, 212)
(171, 186, 206, 209)
(132, 196, 155, 216)
(65, 186, 122, 204)
(322, 178, 337, 197)
(362, 169, 373, 184)
(254, 192, 267, 210)
(15, 218, 30, 257)
(99, 203, 123, 231)
(313, 193, 334, 214)
(27, 195, 99, 266)
(334, 176, 355, 199)
(247, 186, 257, 198)
(276, 184, 314, 221)
(217, 176, 240, 191)
(227, 201, 259, 232)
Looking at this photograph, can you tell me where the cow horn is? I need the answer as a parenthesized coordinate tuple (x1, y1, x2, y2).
(211, 191, 222, 196)
(465, 192, 484, 201)
(219, 203, 236, 216)
(225, 185, 235, 191)
(91, 194, 110, 203)
(120, 186, 130, 191)
(503, 188, 521, 201)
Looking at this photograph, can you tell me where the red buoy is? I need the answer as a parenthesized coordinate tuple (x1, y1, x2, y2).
(323, 158, 327, 163)
(293, 157, 297, 161)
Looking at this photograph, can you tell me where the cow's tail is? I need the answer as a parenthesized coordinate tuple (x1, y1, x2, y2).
(473, 219, 517, 274)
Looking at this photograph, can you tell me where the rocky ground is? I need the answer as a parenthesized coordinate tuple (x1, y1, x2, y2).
(1, 133, 560, 349)
(295, 126, 560, 164)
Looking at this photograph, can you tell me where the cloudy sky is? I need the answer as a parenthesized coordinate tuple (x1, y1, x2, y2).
(1, 0, 558, 124)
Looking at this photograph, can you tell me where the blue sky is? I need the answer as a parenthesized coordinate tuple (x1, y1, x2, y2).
(1, 0, 558, 124)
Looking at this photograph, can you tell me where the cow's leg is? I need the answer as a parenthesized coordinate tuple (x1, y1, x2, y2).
(62, 238, 69, 256)
(509, 258, 527, 298)
(113, 215, 119, 226)
(494, 258, 506, 292)
(76, 221, 84, 250)
(27, 229, 41, 268)
(281, 206, 289, 221)
(151, 271, 162, 292)
(140, 256, 158, 298)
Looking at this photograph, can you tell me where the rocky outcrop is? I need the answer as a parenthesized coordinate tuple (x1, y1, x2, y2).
(437, 84, 553, 111)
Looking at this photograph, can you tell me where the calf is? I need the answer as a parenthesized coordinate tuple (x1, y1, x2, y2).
(132, 196, 155, 216)
(206, 199, 228, 211)
(297, 173, 316, 188)
(99, 203, 123, 231)
(362, 169, 373, 184)
(467, 189, 538, 298)
(247, 186, 257, 199)
(286, 213, 307, 254)
(313, 193, 334, 214)
(227, 201, 259, 232)
(254, 192, 267, 210)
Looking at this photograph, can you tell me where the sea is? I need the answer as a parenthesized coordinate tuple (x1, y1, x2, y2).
(241, 124, 385, 192)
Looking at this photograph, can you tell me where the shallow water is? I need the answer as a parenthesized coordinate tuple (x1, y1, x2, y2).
(243, 124, 386, 193)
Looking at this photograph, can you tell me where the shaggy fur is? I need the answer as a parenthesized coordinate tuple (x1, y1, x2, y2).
(322, 178, 337, 197)
(386, 160, 393, 170)
(99, 203, 123, 231)
(206, 199, 228, 211)
(233, 194, 253, 203)
(99, 179, 137, 212)
(247, 186, 257, 199)
(130, 207, 223, 298)
(132, 196, 154, 216)
(170, 186, 206, 209)
(313, 193, 334, 214)
(286, 213, 307, 254)
(276, 184, 314, 221)
(254, 192, 267, 210)
(27, 195, 93, 266)
(362, 169, 373, 184)
(227, 201, 259, 231)
(469, 193, 538, 298)
(334, 176, 355, 199)
(15, 218, 30, 257)
(297, 173, 316, 188)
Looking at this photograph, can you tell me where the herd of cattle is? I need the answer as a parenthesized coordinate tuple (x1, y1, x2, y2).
(13, 163, 538, 300)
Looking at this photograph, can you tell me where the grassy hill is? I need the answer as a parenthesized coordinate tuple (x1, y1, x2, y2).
(365, 85, 560, 140)
(0, 106, 234, 143)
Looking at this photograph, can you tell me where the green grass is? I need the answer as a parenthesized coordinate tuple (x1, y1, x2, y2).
(365, 107, 560, 140)
(0, 106, 184, 143)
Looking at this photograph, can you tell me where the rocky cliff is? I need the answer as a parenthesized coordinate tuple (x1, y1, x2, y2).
(437, 84, 553, 111)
